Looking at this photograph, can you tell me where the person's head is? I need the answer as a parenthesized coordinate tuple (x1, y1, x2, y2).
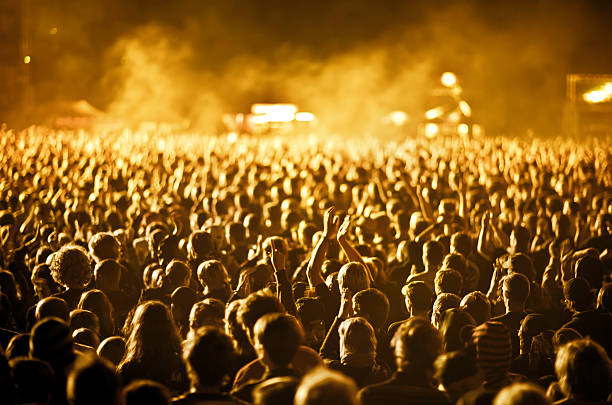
(439, 308, 476, 352)
(574, 256, 604, 291)
(352, 288, 389, 331)
(597, 283, 612, 312)
(9, 357, 54, 405)
(262, 236, 288, 263)
(189, 298, 226, 332)
(510, 226, 530, 254)
(555, 338, 611, 402)
(253, 313, 303, 369)
(121, 301, 182, 365)
(30, 317, 75, 370)
(470, 321, 512, 382)
(552, 328, 582, 351)
(506, 253, 535, 280)
(88, 232, 121, 263)
(460, 292, 491, 325)
(78, 289, 114, 338)
(73, 328, 100, 348)
(67, 355, 120, 405)
(295, 298, 326, 348)
(493, 383, 551, 405)
(434, 350, 482, 403)
(197, 260, 230, 293)
(435, 269, 463, 296)
(442, 253, 467, 276)
(122, 380, 170, 405)
(563, 277, 594, 312)
(253, 376, 299, 405)
(337, 262, 370, 295)
(164, 260, 192, 291)
(36, 297, 70, 323)
(187, 230, 214, 261)
(50, 245, 92, 289)
(423, 240, 444, 270)
(31, 263, 59, 299)
(97, 336, 126, 366)
(171, 286, 200, 328)
(431, 293, 461, 329)
(518, 313, 548, 354)
(450, 232, 472, 257)
(237, 292, 285, 345)
(401, 281, 433, 316)
(6, 334, 30, 359)
(392, 317, 442, 373)
(294, 368, 359, 405)
(183, 326, 234, 389)
(502, 273, 530, 311)
(94, 259, 122, 292)
(225, 299, 252, 356)
(70, 309, 100, 336)
(338, 317, 376, 364)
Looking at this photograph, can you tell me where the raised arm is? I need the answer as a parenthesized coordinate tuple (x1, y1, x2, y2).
(307, 207, 338, 288)
(336, 215, 374, 283)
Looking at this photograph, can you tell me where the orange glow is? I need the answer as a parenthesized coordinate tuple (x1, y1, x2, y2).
(49, 27, 58, 35)
(295, 112, 315, 122)
(425, 106, 444, 119)
(458, 123, 469, 135)
(425, 123, 439, 138)
(458, 100, 472, 117)
(384, 110, 409, 126)
(441, 72, 457, 87)
(583, 83, 612, 103)
(24, 56, 31, 64)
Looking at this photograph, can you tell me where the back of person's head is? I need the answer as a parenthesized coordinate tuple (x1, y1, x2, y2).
(97, 336, 126, 366)
(555, 338, 611, 402)
(402, 281, 433, 313)
(423, 240, 444, 269)
(69, 309, 100, 335)
(237, 292, 285, 340)
(78, 289, 114, 337)
(188, 230, 214, 260)
(189, 298, 226, 330)
(338, 317, 376, 361)
(94, 259, 122, 291)
(253, 376, 299, 405)
(9, 357, 54, 405)
(36, 297, 70, 323)
(296, 297, 325, 329)
(183, 326, 234, 388)
(552, 328, 582, 350)
(165, 260, 192, 290)
(432, 293, 461, 329)
(597, 283, 612, 312)
(439, 308, 476, 352)
(435, 269, 463, 296)
(507, 253, 535, 280)
(67, 355, 120, 405)
(563, 277, 594, 312)
(450, 232, 472, 257)
(460, 291, 491, 325)
(337, 262, 370, 294)
(443, 253, 467, 275)
(502, 273, 530, 305)
(254, 313, 303, 368)
(519, 313, 548, 351)
(73, 327, 100, 348)
(510, 226, 531, 253)
(123, 379, 170, 405)
(493, 382, 551, 405)
(470, 321, 512, 380)
(294, 368, 358, 405)
(434, 350, 480, 399)
(392, 317, 442, 371)
(30, 317, 75, 370)
(574, 256, 604, 291)
(6, 333, 30, 359)
(171, 286, 200, 318)
(197, 260, 230, 291)
(89, 232, 121, 262)
(352, 288, 389, 330)
(50, 245, 92, 289)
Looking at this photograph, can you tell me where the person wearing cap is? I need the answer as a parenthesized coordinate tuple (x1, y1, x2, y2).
(560, 277, 612, 356)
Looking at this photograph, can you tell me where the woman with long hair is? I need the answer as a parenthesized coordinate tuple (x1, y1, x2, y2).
(118, 300, 188, 394)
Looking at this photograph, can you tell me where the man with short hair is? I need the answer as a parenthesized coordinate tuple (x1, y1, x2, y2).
(491, 273, 530, 359)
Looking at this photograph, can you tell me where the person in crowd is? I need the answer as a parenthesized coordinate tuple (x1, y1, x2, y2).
(49, 246, 92, 310)
(124, 380, 171, 405)
(493, 382, 551, 405)
(295, 368, 360, 405)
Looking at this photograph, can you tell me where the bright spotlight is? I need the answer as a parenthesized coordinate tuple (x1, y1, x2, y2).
(441, 72, 457, 87)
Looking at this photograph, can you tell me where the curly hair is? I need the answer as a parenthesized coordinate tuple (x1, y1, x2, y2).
(50, 245, 92, 288)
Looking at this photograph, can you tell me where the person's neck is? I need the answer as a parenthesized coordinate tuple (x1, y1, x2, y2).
(411, 309, 429, 318)
(505, 301, 525, 313)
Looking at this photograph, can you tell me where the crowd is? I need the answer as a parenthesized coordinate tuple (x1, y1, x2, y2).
(0, 127, 610, 405)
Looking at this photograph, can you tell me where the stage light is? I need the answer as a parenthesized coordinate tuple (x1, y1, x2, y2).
(50, 27, 58, 35)
(441, 72, 457, 87)
(458, 123, 469, 136)
(425, 123, 439, 138)
(24, 56, 31, 64)
(583, 83, 612, 103)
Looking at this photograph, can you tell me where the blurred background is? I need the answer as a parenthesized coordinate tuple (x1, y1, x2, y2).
(1, 0, 612, 136)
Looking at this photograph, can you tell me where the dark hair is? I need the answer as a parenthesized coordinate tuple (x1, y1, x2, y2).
(9, 357, 55, 404)
(67, 356, 120, 405)
(574, 256, 604, 290)
(254, 313, 303, 367)
(460, 291, 491, 325)
(423, 240, 444, 268)
(97, 336, 126, 366)
(555, 338, 611, 401)
(189, 298, 225, 330)
(6, 334, 31, 359)
(78, 289, 115, 339)
(503, 273, 530, 304)
(70, 309, 100, 334)
(392, 317, 442, 370)
(253, 376, 299, 405)
(352, 288, 389, 330)
(50, 245, 92, 288)
(296, 297, 325, 327)
(237, 292, 285, 338)
(123, 379, 170, 405)
(563, 278, 593, 311)
(30, 317, 75, 370)
(450, 233, 472, 257)
(435, 269, 463, 295)
(432, 293, 461, 328)
(402, 281, 433, 312)
(36, 297, 70, 322)
(434, 350, 478, 387)
(184, 326, 234, 387)
(89, 232, 121, 262)
(439, 308, 476, 352)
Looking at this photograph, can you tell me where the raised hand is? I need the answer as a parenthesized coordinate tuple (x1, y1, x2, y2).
(323, 207, 339, 240)
(270, 240, 286, 272)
